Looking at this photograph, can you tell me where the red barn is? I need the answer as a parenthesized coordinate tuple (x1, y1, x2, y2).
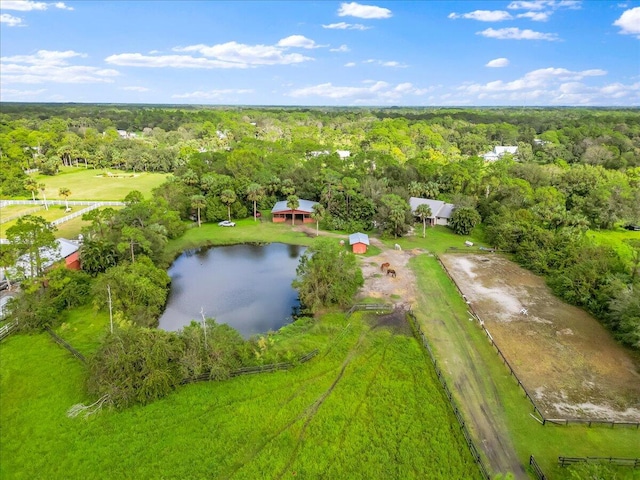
(349, 232, 369, 254)
(271, 199, 318, 224)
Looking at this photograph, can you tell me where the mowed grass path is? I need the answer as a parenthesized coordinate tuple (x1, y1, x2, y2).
(24, 167, 168, 201)
(0, 312, 480, 479)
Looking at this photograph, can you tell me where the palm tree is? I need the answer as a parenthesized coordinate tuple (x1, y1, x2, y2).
(409, 181, 425, 198)
(191, 194, 206, 227)
(59, 187, 71, 210)
(24, 178, 38, 201)
(39, 183, 48, 210)
(415, 204, 432, 238)
(220, 189, 236, 221)
(286, 195, 299, 226)
(281, 179, 295, 197)
(311, 203, 325, 236)
(246, 183, 264, 221)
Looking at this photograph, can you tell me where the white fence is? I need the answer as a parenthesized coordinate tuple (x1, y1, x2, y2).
(1, 200, 124, 228)
(0, 200, 125, 207)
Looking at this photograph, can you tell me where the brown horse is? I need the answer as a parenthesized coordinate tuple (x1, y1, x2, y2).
(386, 268, 396, 277)
(380, 262, 390, 272)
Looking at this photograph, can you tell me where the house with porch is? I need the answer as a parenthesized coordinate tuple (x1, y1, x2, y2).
(271, 199, 318, 224)
(409, 197, 455, 227)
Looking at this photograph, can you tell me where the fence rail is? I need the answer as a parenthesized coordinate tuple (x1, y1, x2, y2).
(558, 456, 640, 468)
(44, 327, 86, 363)
(0, 321, 18, 342)
(346, 303, 394, 317)
(0, 200, 125, 207)
(406, 310, 491, 480)
(436, 255, 640, 429)
(0, 206, 44, 224)
(181, 349, 319, 385)
(529, 456, 547, 480)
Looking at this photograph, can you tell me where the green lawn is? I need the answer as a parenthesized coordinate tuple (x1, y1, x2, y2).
(1, 206, 73, 238)
(22, 167, 168, 201)
(0, 312, 480, 479)
(587, 227, 640, 264)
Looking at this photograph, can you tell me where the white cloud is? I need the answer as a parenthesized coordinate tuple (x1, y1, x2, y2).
(448, 10, 512, 21)
(486, 57, 509, 67)
(2, 50, 86, 65)
(173, 41, 313, 65)
(288, 80, 428, 103)
(478, 27, 559, 40)
(0, 1, 72, 11)
(508, 1, 581, 11)
(517, 11, 550, 21)
(105, 53, 248, 69)
(362, 59, 407, 67)
(122, 86, 150, 92)
(322, 22, 370, 30)
(454, 66, 623, 105)
(337, 2, 392, 19)
(277, 35, 320, 49)
(613, 7, 640, 37)
(172, 89, 254, 99)
(0, 87, 46, 99)
(0, 13, 23, 25)
(108, 39, 315, 69)
(1, 50, 118, 84)
(344, 62, 356, 67)
(330, 44, 350, 52)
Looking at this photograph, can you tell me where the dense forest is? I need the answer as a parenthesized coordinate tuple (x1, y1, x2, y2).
(1, 104, 639, 352)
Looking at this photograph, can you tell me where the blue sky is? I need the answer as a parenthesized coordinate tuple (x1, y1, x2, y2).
(1, 0, 639, 106)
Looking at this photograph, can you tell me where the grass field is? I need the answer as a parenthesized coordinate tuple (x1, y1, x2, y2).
(587, 227, 640, 264)
(23, 167, 168, 201)
(0, 311, 480, 479)
(1, 222, 638, 479)
(0, 205, 72, 238)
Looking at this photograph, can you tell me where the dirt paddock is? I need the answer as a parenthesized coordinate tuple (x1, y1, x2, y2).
(441, 253, 640, 422)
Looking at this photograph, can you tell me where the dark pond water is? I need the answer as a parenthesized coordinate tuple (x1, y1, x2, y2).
(158, 243, 305, 338)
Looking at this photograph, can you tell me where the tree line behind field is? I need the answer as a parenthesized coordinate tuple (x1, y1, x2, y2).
(1, 105, 638, 351)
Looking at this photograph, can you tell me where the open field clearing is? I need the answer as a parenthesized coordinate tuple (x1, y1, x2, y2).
(0, 206, 72, 238)
(440, 253, 640, 422)
(0, 312, 479, 479)
(26, 168, 168, 201)
(587, 228, 640, 264)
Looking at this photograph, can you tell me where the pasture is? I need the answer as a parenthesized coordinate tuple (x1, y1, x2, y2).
(27, 167, 168, 201)
(0, 311, 480, 479)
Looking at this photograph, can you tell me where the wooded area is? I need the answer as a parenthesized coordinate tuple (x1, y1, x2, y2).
(2, 104, 638, 351)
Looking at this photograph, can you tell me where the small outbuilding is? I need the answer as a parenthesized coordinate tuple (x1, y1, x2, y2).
(271, 199, 318, 224)
(349, 232, 369, 254)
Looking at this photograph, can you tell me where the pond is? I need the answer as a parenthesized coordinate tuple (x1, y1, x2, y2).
(158, 243, 305, 338)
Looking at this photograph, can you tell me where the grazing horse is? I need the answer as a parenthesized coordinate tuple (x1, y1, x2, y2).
(386, 268, 396, 277)
(380, 262, 390, 272)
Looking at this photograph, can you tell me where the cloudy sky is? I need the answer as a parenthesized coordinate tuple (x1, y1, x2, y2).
(1, 0, 639, 106)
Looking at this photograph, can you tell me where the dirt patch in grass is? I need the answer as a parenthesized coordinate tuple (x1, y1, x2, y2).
(441, 253, 640, 422)
(356, 238, 426, 311)
(370, 310, 413, 336)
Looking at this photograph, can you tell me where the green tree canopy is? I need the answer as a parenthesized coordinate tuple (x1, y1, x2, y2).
(292, 237, 363, 312)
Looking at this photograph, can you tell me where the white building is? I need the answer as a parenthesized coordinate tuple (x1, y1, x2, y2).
(481, 145, 518, 162)
(409, 197, 455, 227)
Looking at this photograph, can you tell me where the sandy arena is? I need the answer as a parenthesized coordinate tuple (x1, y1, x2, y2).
(440, 253, 640, 422)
